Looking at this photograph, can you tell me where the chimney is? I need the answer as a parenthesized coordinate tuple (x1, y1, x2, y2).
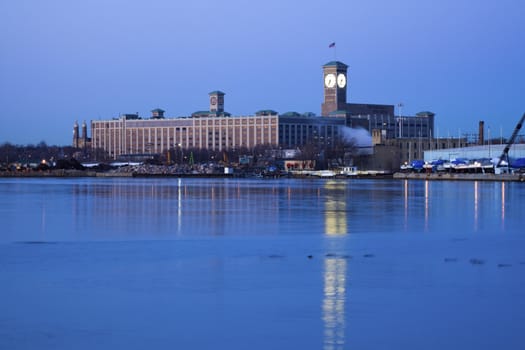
(478, 121, 484, 145)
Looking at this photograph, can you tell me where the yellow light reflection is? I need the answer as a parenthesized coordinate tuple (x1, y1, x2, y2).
(323, 257, 347, 350)
(501, 182, 505, 228)
(177, 178, 182, 235)
(424, 180, 429, 231)
(473, 181, 479, 232)
(324, 182, 347, 235)
(404, 180, 408, 230)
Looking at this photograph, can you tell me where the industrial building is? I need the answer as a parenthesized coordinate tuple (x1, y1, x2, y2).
(74, 60, 443, 165)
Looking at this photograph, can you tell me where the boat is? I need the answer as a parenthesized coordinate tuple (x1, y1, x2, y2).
(313, 170, 336, 177)
(339, 166, 358, 177)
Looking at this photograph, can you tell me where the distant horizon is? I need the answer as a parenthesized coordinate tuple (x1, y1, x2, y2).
(1, 0, 524, 145)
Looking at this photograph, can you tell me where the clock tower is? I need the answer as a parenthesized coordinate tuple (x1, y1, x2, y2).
(209, 90, 225, 114)
(321, 61, 348, 116)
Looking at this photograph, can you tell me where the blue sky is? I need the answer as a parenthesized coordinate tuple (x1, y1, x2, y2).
(1, 0, 524, 145)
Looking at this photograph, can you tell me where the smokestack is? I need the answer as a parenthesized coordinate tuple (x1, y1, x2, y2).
(478, 120, 484, 145)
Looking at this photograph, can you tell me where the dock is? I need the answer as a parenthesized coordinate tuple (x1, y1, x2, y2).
(393, 172, 524, 182)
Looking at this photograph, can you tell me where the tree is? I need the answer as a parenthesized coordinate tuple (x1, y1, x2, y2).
(325, 135, 358, 167)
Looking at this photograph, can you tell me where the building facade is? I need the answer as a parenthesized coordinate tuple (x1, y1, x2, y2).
(89, 111, 346, 159)
(91, 111, 279, 159)
(345, 112, 435, 140)
(278, 114, 345, 148)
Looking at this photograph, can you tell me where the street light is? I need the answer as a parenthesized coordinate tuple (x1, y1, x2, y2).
(397, 103, 404, 138)
(488, 126, 491, 158)
(178, 143, 183, 164)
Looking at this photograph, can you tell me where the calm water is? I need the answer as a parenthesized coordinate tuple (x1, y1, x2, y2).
(1, 178, 524, 349)
(0, 177, 522, 241)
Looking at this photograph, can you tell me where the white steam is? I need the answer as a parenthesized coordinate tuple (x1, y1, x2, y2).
(341, 127, 372, 147)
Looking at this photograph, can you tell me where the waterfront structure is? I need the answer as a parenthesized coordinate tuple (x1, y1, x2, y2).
(78, 59, 441, 161)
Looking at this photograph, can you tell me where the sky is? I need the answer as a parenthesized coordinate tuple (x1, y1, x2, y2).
(0, 0, 524, 145)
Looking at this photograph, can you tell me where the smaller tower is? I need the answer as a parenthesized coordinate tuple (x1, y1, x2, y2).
(73, 121, 79, 147)
(478, 120, 484, 145)
(209, 91, 225, 114)
(82, 121, 88, 142)
(151, 108, 165, 119)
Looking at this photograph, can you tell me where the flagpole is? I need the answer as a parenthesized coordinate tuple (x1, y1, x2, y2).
(329, 42, 336, 60)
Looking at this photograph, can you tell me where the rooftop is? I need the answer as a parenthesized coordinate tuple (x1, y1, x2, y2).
(416, 111, 435, 117)
(323, 61, 348, 68)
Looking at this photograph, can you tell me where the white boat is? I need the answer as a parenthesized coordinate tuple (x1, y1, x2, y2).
(339, 166, 358, 176)
(314, 170, 336, 177)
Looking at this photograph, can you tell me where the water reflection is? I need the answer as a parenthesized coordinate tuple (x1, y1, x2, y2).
(1, 178, 522, 242)
(404, 179, 409, 231)
(474, 181, 479, 232)
(69, 179, 331, 238)
(501, 182, 506, 229)
(177, 178, 182, 235)
(324, 181, 348, 235)
(322, 181, 349, 348)
(424, 180, 429, 231)
(399, 180, 514, 235)
(322, 257, 347, 350)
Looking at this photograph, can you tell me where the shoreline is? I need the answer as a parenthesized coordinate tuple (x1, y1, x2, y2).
(0, 169, 523, 181)
(393, 171, 524, 182)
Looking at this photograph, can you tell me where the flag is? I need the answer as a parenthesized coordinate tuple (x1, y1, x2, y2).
(329, 42, 335, 48)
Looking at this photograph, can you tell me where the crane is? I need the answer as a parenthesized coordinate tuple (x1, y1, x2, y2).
(497, 112, 525, 169)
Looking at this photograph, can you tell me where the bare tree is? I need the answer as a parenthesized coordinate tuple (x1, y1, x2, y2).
(325, 135, 357, 167)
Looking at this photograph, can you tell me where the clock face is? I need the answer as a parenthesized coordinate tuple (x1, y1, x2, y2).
(324, 73, 336, 88)
(337, 73, 346, 88)
(210, 96, 217, 105)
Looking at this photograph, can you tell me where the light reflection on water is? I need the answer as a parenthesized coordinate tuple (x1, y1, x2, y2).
(0, 177, 523, 242)
(474, 181, 479, 231)
(323, 257, 347, 350)
(324, 181, 348, 235)
(501, 181, 506, 228)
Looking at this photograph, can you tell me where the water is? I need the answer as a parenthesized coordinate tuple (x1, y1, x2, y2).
(1, 178, 524, 349)
(0, 178, 521, 241)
